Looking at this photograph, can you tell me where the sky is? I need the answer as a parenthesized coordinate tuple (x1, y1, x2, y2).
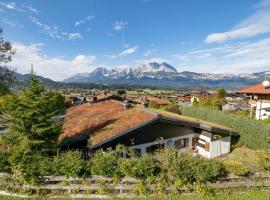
(0, 0, 270, 81)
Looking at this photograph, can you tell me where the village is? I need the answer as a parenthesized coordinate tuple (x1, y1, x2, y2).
(1, 0, 270, 199)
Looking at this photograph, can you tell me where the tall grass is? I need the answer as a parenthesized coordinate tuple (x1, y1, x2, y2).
(182, 106, 270, 150)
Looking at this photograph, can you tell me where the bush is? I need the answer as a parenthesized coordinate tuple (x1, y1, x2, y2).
(157, 149, 223, 183)
(0, 150, 10, 173)
(193, 158, 224, 183)
(90, 149, 122, 178)
(182, 106, 270, 150)
(163, 102, 182, 115)
(52, 151, 86, 177)
(256, 150, 270, 171)
(119, 154, 160, 179)
(223, 160, 250, 176)
(149, 101, 160, 109)
(10, 153, 52, 185)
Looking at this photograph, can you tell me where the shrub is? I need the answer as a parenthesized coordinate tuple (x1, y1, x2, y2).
(163, 103, 182, 115)
(157, 149, 223, 183)
(90, 149, 122, 178)
(120, 154, 160, 179)
(0, 150, 10, 173)
(182, 106, 270, 150)
(193, 158, 224, 183)
(256, 150, 270, 171)
(223, 160, 250, 176)
(149, 101, 160, 109)
(52, 151, 85, 177)
(10, 153, 52, 185)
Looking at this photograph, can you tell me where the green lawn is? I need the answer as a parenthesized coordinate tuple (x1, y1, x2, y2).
(1, 192, 270, 200)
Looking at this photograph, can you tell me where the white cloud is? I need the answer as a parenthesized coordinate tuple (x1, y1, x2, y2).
(75, 15, 95, 26)
(144, 48, 156, 57)
(31, 17, 82, 40)
(0, 2, 26, 12)
(136, 57, 168, 64)
(106, 45, 138, 58)
(119, 45, 138, 56)
(113, 21, 128, 31)
(10, 43, 96, 81)
(25, 5, 38, 13)
(174, 37, 270, 73)
(205, 0, 270, 43)
(2, 18, 23, 28)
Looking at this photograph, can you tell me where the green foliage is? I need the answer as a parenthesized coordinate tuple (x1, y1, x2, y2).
(148, 101, 160, 109)
(2, 74, 65, 154)
(10, 153, 52, 185)
(182, 106, 270, 150)
(0, 28, 16, 96)
(199, 97, 225, 110)
(163, 102, 182, 115)
(90, 149, 122, 178)
(52, 151, 86, 177)
(116, 89, 126, 95)
(256, 150, 270, 171)
(223, 160, 250, 176)
(119, 154, 160, 179)
(157, 149, 223, 183)
(0, 150, 10, 173)
(216, 87, 227, 99)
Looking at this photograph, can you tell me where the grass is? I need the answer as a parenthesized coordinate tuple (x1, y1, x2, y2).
(182, 106, 270, 150)
(219, 146, 262, 172)
(1, 191, 270, 200)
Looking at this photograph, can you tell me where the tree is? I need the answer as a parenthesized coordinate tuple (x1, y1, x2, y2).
(0, 28, 16, 95)
(216, 87, 227, 99)
(2, 73, 65, 155)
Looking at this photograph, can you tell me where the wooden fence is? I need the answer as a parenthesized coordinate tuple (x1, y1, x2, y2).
(1, 173, 270, 199)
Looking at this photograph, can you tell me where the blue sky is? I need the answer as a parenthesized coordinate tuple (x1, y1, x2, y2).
(1, 0, 270, 81)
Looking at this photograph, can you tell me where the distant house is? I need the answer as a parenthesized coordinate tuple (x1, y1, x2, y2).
(59, 100, 236, 158)
(237, 80, 270, 120)
(72, 96, 86, 105)
(131, 96, 170, 107)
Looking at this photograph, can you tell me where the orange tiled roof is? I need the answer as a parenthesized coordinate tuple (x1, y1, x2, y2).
(132, 96, 170, 105)
(59, 100, 156, 145)
(237, 80, 270, 95)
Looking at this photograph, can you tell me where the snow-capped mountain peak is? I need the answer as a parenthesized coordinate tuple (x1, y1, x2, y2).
(135, 62, 177, 74)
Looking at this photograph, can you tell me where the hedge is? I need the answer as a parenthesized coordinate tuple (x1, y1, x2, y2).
(182, 106, 270, 150)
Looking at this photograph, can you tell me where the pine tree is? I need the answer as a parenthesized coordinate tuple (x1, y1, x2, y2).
(0, 28, 15, 96)
(2, 73, 65, 155)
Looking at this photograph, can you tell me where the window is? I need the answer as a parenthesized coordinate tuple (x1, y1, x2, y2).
(175, 138, 189, 149)
(131, 148, 141, 157)
(146, 143, 164, 153)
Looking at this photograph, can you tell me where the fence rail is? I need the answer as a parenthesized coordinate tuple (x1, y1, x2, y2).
(1, 173, 270, 199)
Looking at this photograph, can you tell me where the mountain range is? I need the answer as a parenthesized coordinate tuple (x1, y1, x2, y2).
(63, 61, 269, 89)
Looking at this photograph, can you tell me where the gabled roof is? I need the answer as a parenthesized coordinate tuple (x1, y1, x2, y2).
(59, 100, 157, 144)
(237, 80, 270, 95)
(132, 96, 170, 105)
(60, 100, 235, 148)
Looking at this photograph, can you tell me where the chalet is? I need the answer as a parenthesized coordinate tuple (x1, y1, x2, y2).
(131, 96, 170, 107)
(59, 100, 236, 158)
(237, 80, 270, 120)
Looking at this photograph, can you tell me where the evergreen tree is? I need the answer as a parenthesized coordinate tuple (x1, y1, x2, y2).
(2, 73, 65, 155)
(0, 28, 15, 96)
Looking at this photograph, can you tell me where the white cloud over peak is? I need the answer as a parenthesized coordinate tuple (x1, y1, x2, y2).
(10, 43, 96, 81)
(174, 37, 270, 73)
(144, 48, 156, 57)
(119, 45, 138, 56)
(106, 45, 138, 58)
(113, 21, 128, 31)
(205, 0, 270, 43)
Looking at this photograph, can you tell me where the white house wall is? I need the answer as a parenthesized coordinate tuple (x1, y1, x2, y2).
(210, 136, 231, 158)
(256, 102, 270, 120)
